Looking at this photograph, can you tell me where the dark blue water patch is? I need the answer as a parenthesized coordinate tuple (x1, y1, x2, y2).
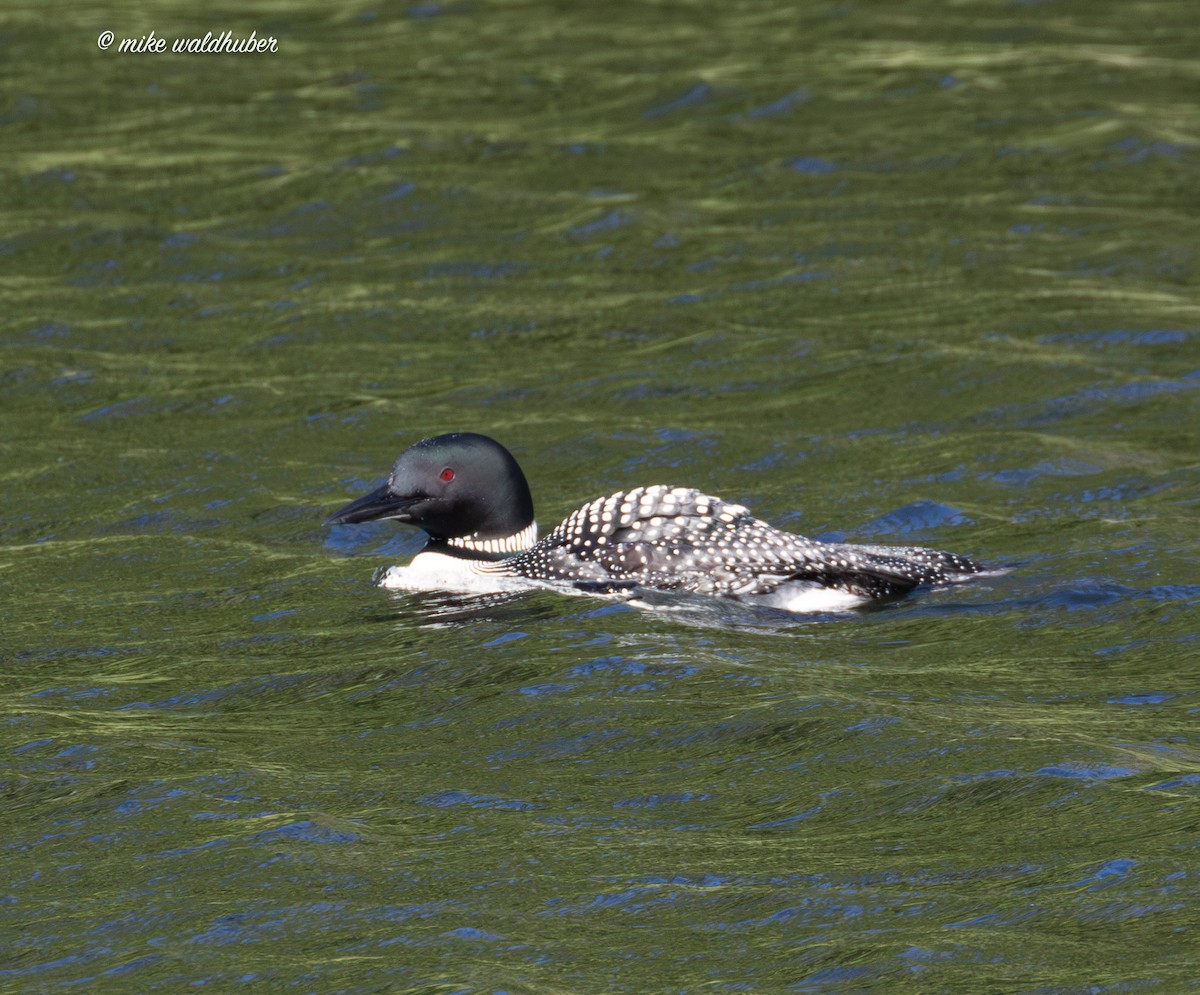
(27, 320, 72, 340)
(325, 519, 424, 557)
(1, 95, 46, 125)
(730, 269, 828, 292)
(242, 194, 430, 245)
(160, 231, 198, 250)
(792, 965, 876, 987)
(1070, 480, 1173, 505)
(1016, 377, 1200, 424)
(730, 89, 812, 120)
(1027, 580, 1135, 612)
(470, 320, 539, 338)
(29, 685, 114, 702)
(483, 631, 527, 647)
(66, 257, 123, 288)
(355, 82, 383, 112)
(117, 686, 236, 712)
(101, 508, 224, 536)
(614, 792, 713, 809)
(859, 500, 971, 535)
(1142, 585, 1200, 604)
(1125, 740, 1195, 759)
(488, 728, 632, 764)
(1097, 137, 1192, 168)
(0, 951, 96, 981)
(566, 210, 633, 240)
(1107, 692, 1175, 706)
(561, 141, 605, 155)
(441, 926, 505, 942)
(943, 908, 1040, 930)
(646, 873, 734, 889)
(518, 682, 577, 697)
(380, 181, 416, 201)
(77, 397, 176, 422)
(657, 371, 753, 408)
(649, 421, 710, 446)
(1146, 774, 1200, 792)
(15, 642, 145, 666)
(985, 457, 1103, 486)
(295, 199, 332, 216)
(1032, 763, 1139, 781)
(1067, 858, 1139, 891)
(555, 657, 699, 695)
(950, 768, 1021, 784)
(12, 737, 59, 754)
(543, 884, 681, 915)
(184, 911, 261, 946)
(846, 716, 902, 734)
(251, 820, 362, 844)
(0, 364, 37, 391)
(196, 304, 233, 319)
(339, 145, 406, 168)
(1040, 329, 1190, 348)
(116, 671, 314, 712)
(368, 219, 429, 240)
(736, 449, 789, 473)
(155, 836, 234, 859)
(643, 82, 713, 119)
(565, 656, 699, 680)
(29, 165, 77, 183)
(748, 805, 821, 830)
(101, 954, 163, 978)
(605, 428, 720, 475)
(1093, 639, 1152, 657)
(251, 609, 299, 623)
(424, 260, 529, 280)
(419, 790, 536, 812)
(786, 156, 838, 174)
(407, 1, 470, 18)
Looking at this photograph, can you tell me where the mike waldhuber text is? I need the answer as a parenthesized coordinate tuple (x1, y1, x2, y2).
(119, 30, 278, 54)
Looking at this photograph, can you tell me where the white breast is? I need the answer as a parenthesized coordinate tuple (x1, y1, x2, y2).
(377, 551, 535, 595)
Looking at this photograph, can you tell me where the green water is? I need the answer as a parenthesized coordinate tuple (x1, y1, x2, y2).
(3, 1, 1198, 990)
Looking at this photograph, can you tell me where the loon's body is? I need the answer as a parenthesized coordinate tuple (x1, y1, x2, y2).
(325, 433, 988, 613)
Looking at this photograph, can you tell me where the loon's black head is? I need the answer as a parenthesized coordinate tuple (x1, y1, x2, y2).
(324, 432, 535, 542)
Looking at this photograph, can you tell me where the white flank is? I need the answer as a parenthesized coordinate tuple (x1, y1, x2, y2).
(742, 581, 871, 614)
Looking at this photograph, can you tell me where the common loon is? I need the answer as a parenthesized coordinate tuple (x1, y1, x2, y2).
(324, 432, 988, 613)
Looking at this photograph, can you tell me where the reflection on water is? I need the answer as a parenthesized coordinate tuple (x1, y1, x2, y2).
(3, 0, 1199, 989)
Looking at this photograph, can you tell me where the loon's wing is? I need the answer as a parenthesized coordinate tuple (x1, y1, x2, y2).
(789, 541, 984, 599)
(512, 487, 981, 601)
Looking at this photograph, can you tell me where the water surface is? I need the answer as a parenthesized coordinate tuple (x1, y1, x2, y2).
(3, 1, 1198, 990)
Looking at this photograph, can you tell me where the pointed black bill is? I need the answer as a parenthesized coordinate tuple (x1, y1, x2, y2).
(323, 482, 420, 526)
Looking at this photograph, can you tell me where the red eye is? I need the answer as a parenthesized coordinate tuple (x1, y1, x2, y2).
(439, 467, 455, 482)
